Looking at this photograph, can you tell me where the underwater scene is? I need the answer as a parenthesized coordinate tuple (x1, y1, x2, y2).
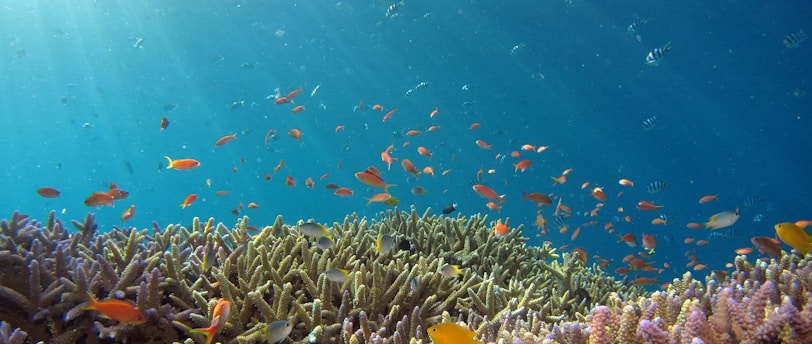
(1, 0, 811, 343)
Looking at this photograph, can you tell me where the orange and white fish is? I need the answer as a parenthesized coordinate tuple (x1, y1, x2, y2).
(494, 220, 509, 236)
(381, 145, 397, 170)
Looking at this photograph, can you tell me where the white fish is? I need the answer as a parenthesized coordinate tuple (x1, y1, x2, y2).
(310, 83, 321, 97)
(262, 320, 292, 344)
(705, 208, 740, 230)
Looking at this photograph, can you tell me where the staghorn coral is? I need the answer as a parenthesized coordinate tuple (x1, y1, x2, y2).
(0, 207, 648, 343)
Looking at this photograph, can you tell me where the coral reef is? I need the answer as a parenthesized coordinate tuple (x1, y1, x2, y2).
(2, 207, 808, 344)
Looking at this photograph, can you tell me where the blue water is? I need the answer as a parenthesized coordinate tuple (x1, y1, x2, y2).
(1, 0, 810, 285)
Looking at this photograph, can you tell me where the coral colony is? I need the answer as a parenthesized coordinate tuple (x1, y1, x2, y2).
(0, 208, 810, 344)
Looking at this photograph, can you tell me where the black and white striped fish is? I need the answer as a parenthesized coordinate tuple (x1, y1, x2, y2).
(645, 42, 672, 65)
(707, 228, 737, 239)
(641, 115, 660, 130)
(385, 2, 404, 18)
(627, 17, 648, 34)
(784, 30, 807, 48)
(646, 181, 668, 194)
(404, 81, 430, 97)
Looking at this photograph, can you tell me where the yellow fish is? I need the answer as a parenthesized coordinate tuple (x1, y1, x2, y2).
(427, 323, 482, 344)
(775, 222, 812, 255)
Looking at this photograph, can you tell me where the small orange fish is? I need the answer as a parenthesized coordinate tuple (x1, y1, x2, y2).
(83, 293, 145, 325)
(286, 87, 303, 100)
(382, 108, 397, 122)
(428, 125, 441, 131)
(422, 166, 435, 177)
(121, 205, 136, 223)
(486, 201, 502, 212)
(305, 177, 315, 188)
(698, 194, 719, 203)
(355, 170, 395, 193)
(335, 125, 344, 132)
(591, 187, 608, 201)
(274, 96, 289, 104)
(686, 222, 702, 229)
(273, 159, 285, 173)
(372, 104, 383, 111)
(636, 201, 663, 211)
(320, 173, 329, 180)
(285, 176, 296, 187)
(734, 247, 753, 254)
(381, 145, 397, 170)
(536, 146, 549, 153)
(190, 299, 231, 344)
(684, 237, 695, 244)
(367, 193, 392, 205)
(334, 187, 354, 196)
(429, 108, 439, 118)
(288, 128, 303, 141)
(510, 151, 521, 158)
(469, 122, 480, 129)
(160, 116, 169, 130)
(693, 264, 707, 271)
(475, 139, 492, 149)
(291, 105, 305, 113)
(494, 220, 509, 236)
(551, 175, 567, 186)
(696, 240, 709, 246)
(571, 226, 581, 241)
(36, 187, 61, 198)
(406, 130, 422, 136)
(264, 129, 277, 144)
(247, 202, 259, 209)
(164, 156, 201, 170)
(84, 192, 115, 207)
(417, 146, 432, 158)
(513, 159, 531, 173)
(472, 184, 505, 203)
(181, 194, 198, 209)
(520, 144, 535, 151)
(651, 218, 667, 225)
(401, 159, 421, 179)
(215, 190, 230, 196)
(214, 133, 237, 146)
(618, 179, 634, 187)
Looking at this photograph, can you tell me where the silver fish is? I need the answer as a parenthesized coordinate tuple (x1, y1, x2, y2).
(262, 320, 292, 344)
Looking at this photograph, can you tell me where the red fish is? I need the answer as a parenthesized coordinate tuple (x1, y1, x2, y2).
(121, 205, 136, 223)
(642, 234, 656, 253)
(355, 170, 395, 193)
(334, 187, 354, 197)
(286, 87, 303, 100)
(36, 187, 61, 198)
(472, 184, 505, 203)
(291, 105, 305, 113)
(513, 159, 531, 173)
(84, 192, 115, 207)
(160, 117, 169, 130)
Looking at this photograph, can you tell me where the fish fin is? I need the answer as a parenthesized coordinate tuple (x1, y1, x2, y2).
(164, 156, 174, 169)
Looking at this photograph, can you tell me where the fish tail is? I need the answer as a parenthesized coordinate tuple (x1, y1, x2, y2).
(189, 326, 216, 344)
(82, 292, 98, 311)
(384, 184, 397, 193)
(164, 156, 174, 169)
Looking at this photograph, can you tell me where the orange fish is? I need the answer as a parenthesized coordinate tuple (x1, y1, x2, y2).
(536, 146, 549, 153)
(686, 222, 703, 229)
(494, 220, 509, 236)
(698, 194, 719, 203)
(422, 166, 435, 177)
(305, 177, 315, 188)
(696, 240, 709, 246)
(513, 159, 531, 173)
(320, 173, 329, 180)
(325, 183, 340, 190)
(288, 128, 303, 141)
(520, 144, 535, 151)
(215, 190, 230, 196)
(684, 238, 695, 244)
(429, 108, 439, 118)
(486, 201, 502, 212)
(285, 176, 296, 187)
(510, 151, 521, 158)
(334, 187, 354, 197)
(382, 108, 397, 122)
(417, 146, 432, 158)
(160, 116, 169, 130)
(428, 125, 441, 131)
(551, 175, 567, 186)
(619, 233, 637, 247)
(274, 96, 289, 104)
(381, 145, 397, 170)
(367, 193, 392, 205)
(83, 293, 145, 325)
(401, 159, 420, 179)
(164, 156, 201, 170)
(121, 205, 136, 223)
(571, 226, 582, 241)
(247, 202, 259, 209)
(273, 159, 285, 173)
(286, 87, 303, 100)
(522, 192, 552, 206)
(469, 122, 480, 129)
(214, 133, 237, 146)
(355, 170, 395, 193)
(406, 130, 422, 136)
(651, 218, 667, 225)
(636, 201, 663, 211)
(335, 125, 344, 132)
(591, 187, 608, 201)
(618, 179, 634, 187)
(372, 104, 383, 111)
(190, 300, 231, 344)
(264, 129, 277, 144)
(475, 140, 492, 150)
(181, 194, 198, 209)
(734, 247, 753, 255)
(84, 192, 115, 207)
(36, 187, 61, 198)
(472, 184, 505, 203)
(642, 234, 656, 253)
(291, 105, 305, 113)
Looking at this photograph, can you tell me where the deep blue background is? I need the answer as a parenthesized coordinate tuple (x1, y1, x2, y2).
(1, 0, 810, 285)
